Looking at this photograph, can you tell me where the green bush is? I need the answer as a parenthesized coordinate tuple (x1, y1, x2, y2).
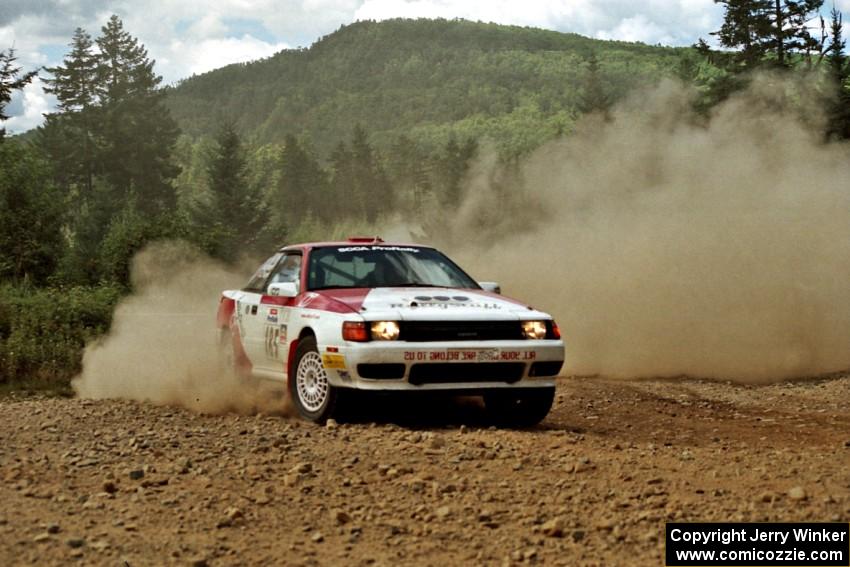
(0, 284, 121, 387)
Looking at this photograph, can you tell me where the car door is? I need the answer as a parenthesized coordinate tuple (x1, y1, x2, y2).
(236, 253, 281, 368)
(249, 252, 303, 374)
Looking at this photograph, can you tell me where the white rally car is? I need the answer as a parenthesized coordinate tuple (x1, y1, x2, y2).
(216, 238, 565, 425)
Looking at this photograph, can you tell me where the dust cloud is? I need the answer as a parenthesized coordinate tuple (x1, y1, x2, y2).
(72, 241, 290, 414)
(446, 78, 850, 382)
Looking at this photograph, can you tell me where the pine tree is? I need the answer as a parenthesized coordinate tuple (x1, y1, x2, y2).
(37, 16, 182, 283)
(826, 7, 847, 83)
(0, 49, 38, 140)
(766, 0, 825, 67)
(437, 134, 477, 205)
(96, 15, 157, 102)
(388, 135, 432, 209)
(62, 178, 121, 284)
(95, 15, 180, 216)
(329, 140, 354, 220)
(43, 28, 99, 196)
(349, 124, 392, 223)
(191, 123, 269, 262)
(713, 0, 772, 69)
(349, 125, 371, 218)
(277, 134, 328, 224)
(325, 127, 393, 223)
(825, 7, 850, 140)
(713, 0, 824, 70)
(45, 29, 99, 113)
(577, 53, 613, 116)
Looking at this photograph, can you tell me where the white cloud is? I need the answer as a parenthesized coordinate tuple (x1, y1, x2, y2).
(354, 0, 723, 45)
(186, 13, 230, 39)
(354, 0, 460, 20)
(3, 76, 54, 134)
(169, 35, 290, 78)
(596, 14, 670, 44)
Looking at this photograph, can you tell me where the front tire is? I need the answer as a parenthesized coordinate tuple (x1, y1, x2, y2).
(483, 387, 555, 428)
(289, 336, 339, 422)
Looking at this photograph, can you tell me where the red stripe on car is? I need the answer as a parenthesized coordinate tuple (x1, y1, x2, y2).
(216, 295, 236, 328)
(304, 288, 372, 313)
(261, 289, 370, 313)
(260, 289, 370, 312)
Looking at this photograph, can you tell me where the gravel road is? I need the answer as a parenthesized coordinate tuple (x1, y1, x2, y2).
(2, 374, 850, 566)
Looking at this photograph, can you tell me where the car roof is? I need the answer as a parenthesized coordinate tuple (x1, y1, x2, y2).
(278, 240, 436, 252)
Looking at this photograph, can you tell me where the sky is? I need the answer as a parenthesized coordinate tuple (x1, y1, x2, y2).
(2, 0, 847, 133)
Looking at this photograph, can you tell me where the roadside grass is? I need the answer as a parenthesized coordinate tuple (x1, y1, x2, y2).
(0, 284, 121, 395)
(0, 378, 74, 399)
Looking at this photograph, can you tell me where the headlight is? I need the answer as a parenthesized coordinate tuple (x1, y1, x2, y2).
(521, 320, 547, 340)
(370, 321, 400, 340)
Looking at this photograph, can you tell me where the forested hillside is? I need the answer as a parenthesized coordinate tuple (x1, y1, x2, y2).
(165, 18, 688, 156)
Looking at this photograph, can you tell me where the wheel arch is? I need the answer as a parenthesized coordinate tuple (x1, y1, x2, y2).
(286, 326, 316, 377)
(298, 327, 316, 340)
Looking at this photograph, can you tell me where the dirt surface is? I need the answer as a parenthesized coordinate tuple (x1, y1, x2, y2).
(2, 374, 850, 566)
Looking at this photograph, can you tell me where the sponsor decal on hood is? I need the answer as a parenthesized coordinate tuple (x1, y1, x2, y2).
(311, 287, 541, 318)
(359, 288, 531, 318)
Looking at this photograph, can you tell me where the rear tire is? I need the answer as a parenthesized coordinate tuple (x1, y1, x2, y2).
(289, 336, 340, 423)
(483, 387, 554, 428)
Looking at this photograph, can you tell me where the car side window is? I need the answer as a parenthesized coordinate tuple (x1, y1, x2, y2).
(244, 253, 283, 292)
(266, 253, 302, 293)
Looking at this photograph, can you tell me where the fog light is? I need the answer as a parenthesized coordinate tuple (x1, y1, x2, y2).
(370, 321, 400, 340)
(521, 320, 547, 340)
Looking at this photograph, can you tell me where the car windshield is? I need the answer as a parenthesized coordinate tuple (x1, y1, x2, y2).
(307, 245, 480, 290)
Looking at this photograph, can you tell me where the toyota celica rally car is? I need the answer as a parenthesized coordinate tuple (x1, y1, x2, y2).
(216, 238, 565, 425)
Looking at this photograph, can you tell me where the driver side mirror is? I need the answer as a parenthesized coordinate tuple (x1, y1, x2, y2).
(479, 282, 501, 294)
(267, 282, 298, 298)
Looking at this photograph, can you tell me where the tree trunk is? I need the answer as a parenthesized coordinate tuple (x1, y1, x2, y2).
(775, 0, 785, 66)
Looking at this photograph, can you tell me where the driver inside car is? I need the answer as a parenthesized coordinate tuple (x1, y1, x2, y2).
(362, 257, 406, 287)
(270, 255, 302, 291)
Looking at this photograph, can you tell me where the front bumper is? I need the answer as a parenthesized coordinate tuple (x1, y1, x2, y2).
(319, 340, 564, 391)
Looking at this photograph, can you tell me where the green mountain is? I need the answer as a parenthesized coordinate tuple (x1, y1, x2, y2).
(165, 18, 689, 156)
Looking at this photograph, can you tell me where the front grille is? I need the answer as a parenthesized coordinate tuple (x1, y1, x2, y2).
(357, 363, 406, 379)
(399, 321, 523, 342)
(408, 362, 526, 385)
(529, 361, 564, 377)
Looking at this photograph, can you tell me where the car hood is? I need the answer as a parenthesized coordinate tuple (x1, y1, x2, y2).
(317, 287, 549, 321)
